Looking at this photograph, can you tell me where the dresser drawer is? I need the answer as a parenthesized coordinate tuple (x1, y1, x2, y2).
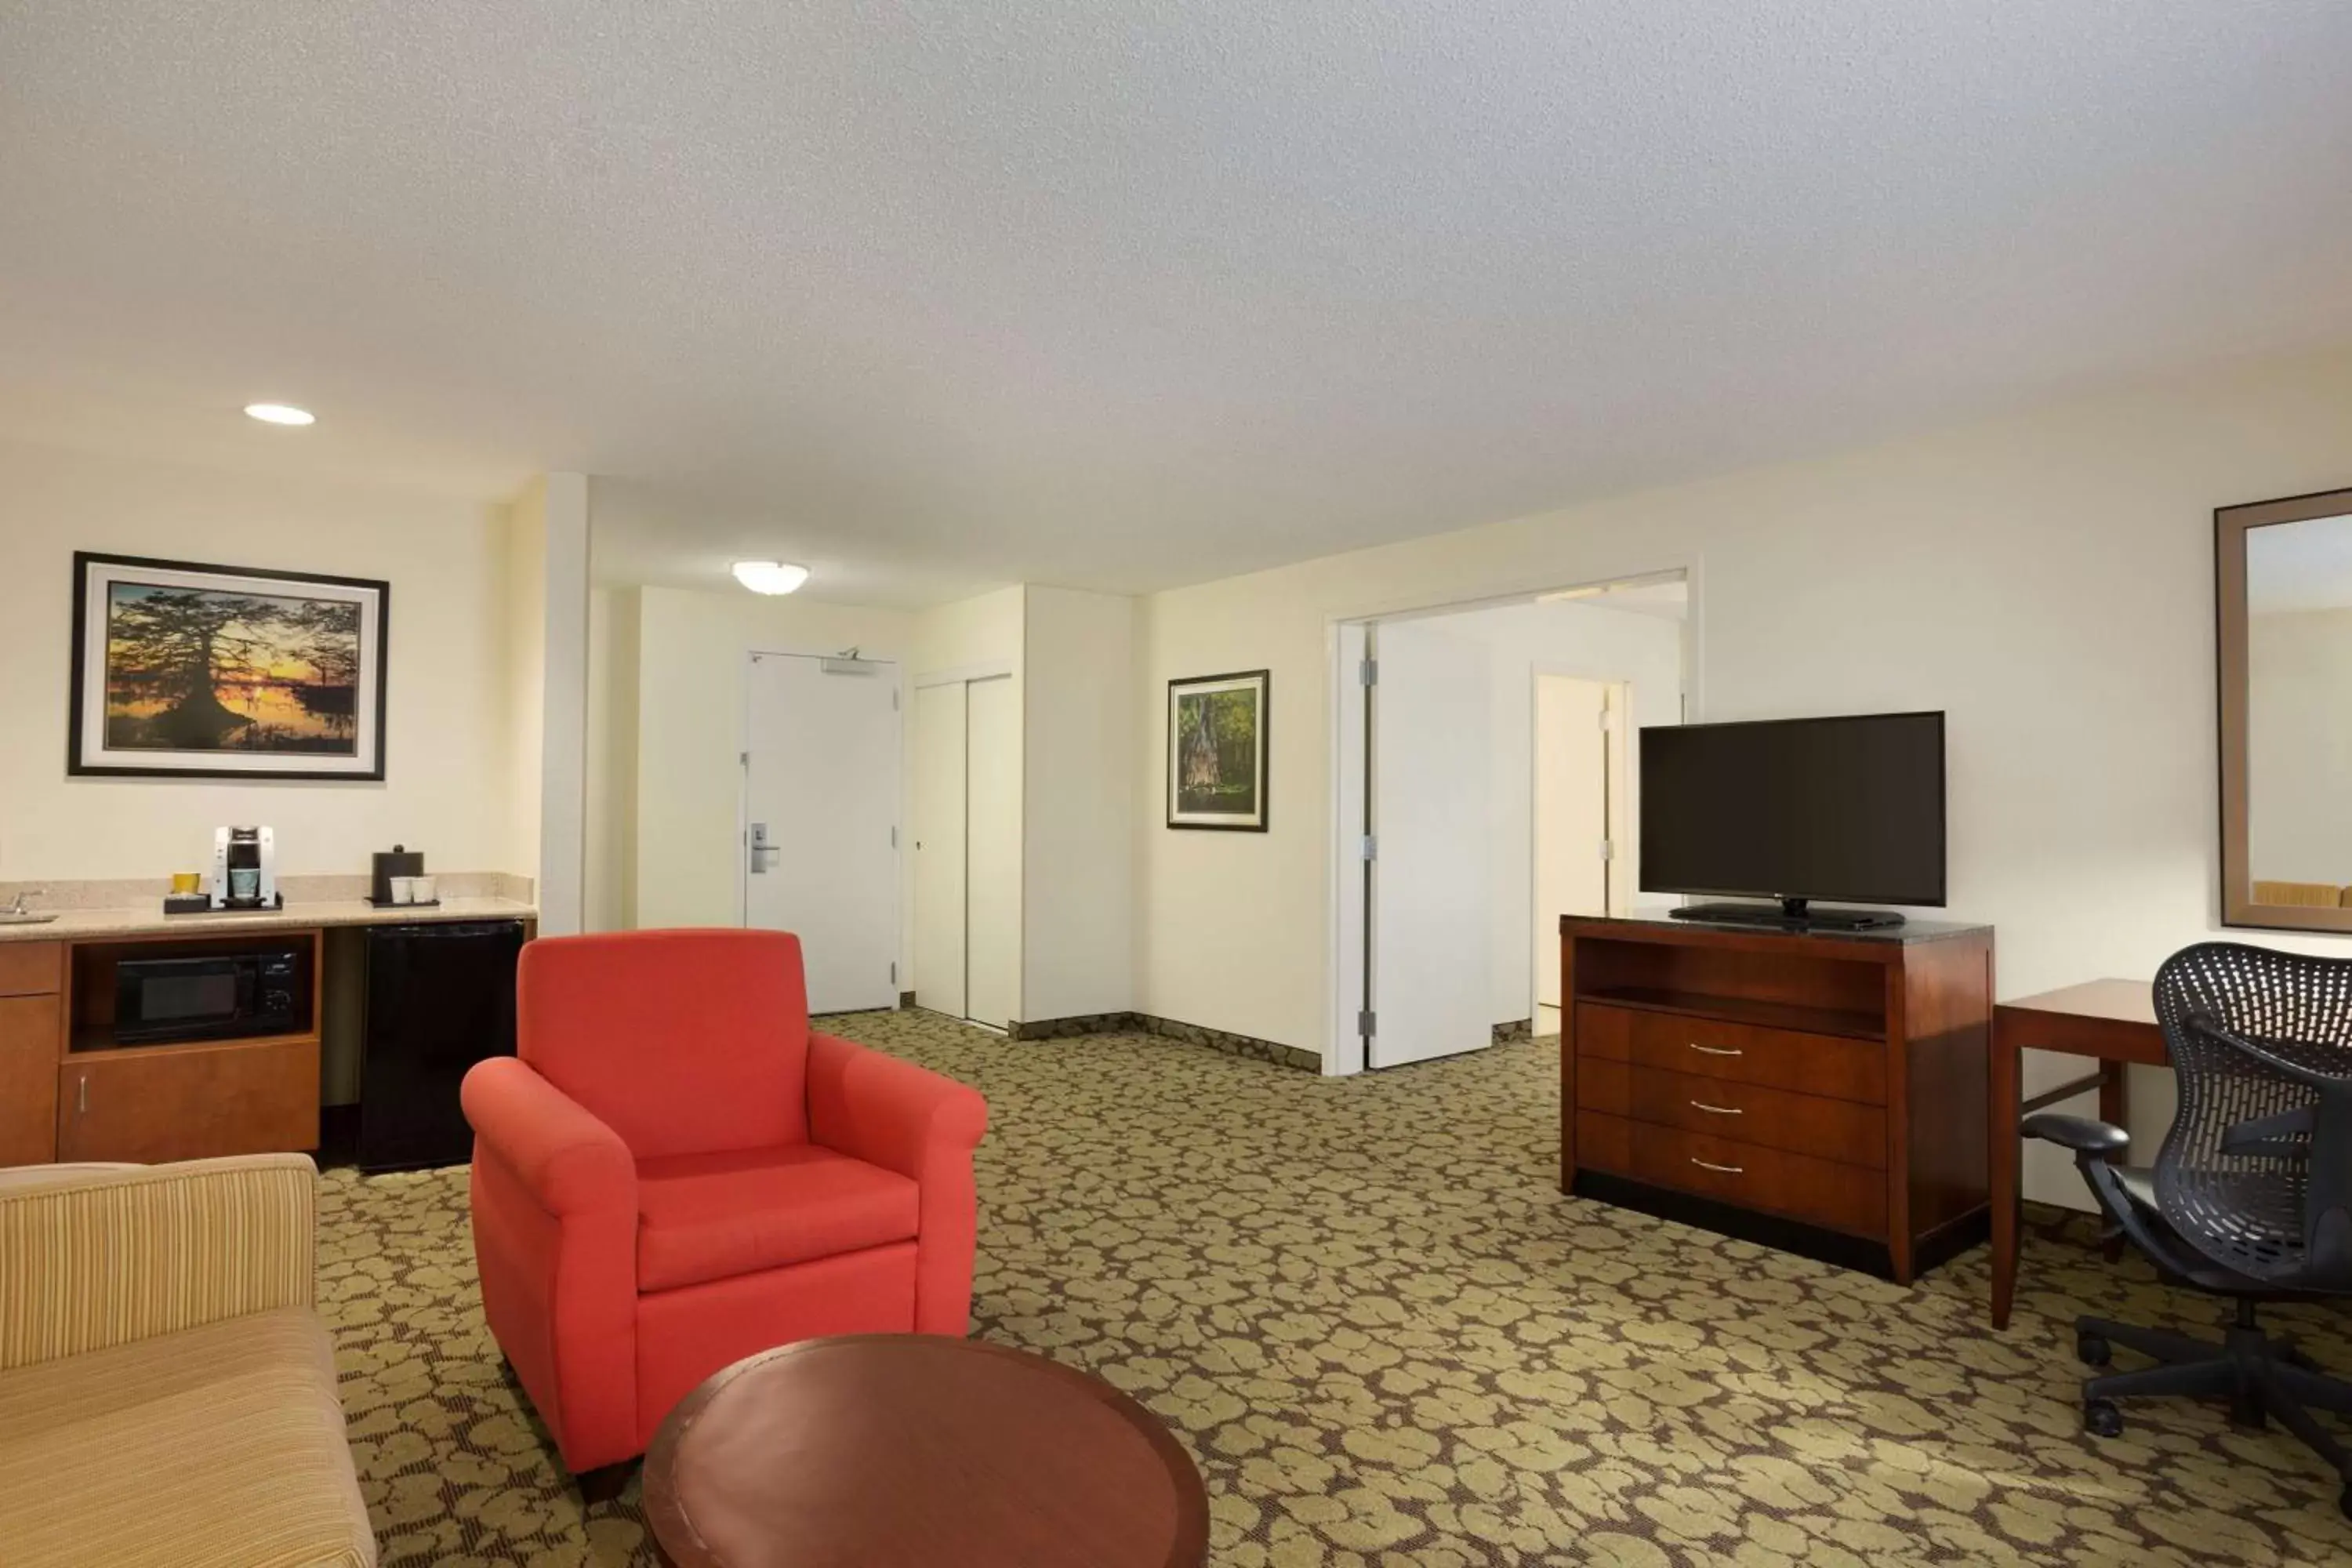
(1575, 1002, 1886, 1105)
(1576, 1110, 1889, 1239)
(0, 942, 61, 997)
(1576, 1058, 1887, 1168)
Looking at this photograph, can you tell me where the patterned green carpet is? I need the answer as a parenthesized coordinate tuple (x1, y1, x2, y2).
(319, 1011, 2352, 1566)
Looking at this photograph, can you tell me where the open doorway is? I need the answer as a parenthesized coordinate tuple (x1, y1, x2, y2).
(1333, 572, 1688, 1071)
(1531, 674, 1628, 1038)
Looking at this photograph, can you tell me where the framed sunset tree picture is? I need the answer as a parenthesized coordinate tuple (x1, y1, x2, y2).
(69, 553, 390, 780)
(1167, 669, 1269, 830)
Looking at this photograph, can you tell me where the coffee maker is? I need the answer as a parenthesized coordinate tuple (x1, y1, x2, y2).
(209, 826, 280, 910)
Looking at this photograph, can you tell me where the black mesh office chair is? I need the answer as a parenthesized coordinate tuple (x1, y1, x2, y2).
(2026, 942, 2352, 1519)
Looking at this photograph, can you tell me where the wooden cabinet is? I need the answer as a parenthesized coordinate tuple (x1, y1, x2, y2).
(0, 944, 64, 1167)
(1562, 914, 1993, 1283)
(57, 1036, 320, 1164)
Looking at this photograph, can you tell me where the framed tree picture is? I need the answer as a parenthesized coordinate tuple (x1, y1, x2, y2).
(69, 552, 390, 780)
(1167, 669, 1269, 830)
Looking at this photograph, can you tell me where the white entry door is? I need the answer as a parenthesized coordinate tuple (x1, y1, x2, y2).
(742, 652, 902, 1014)
(1370, 619, 1495, 1069)
(1533, 675, 1612, 1011)
(913, 681, 969, 1020)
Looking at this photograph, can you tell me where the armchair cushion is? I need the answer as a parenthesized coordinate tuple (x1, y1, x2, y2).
(637, 1145, 920, 1293)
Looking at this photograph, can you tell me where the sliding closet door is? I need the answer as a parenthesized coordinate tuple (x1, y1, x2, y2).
(913, 681, 968, 1019)
(963, 674, 1021, 1029)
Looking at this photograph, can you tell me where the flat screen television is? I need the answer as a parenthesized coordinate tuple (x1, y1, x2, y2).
(1639, 711, 1945, 930)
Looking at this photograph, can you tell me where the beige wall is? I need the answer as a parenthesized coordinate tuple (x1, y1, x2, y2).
(504, 477, 548, 891)
(1022, 586, 1136, 1022)
(583, 585, 642, 931)
(0, 436, 529, 881)
(1132, 347, 2352, 1201)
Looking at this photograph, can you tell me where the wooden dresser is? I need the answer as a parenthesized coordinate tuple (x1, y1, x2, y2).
(1561, 913, 1993, 1283)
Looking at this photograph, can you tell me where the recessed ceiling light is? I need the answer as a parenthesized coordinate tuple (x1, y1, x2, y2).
(244, 403, 315, 426)
(731, 561, 810, 595)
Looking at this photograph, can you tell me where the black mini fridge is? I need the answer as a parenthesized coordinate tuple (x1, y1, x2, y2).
(358, 921, 527, 1173)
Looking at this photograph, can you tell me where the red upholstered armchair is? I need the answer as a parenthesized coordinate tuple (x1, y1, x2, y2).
(461, 928, 988, 1476)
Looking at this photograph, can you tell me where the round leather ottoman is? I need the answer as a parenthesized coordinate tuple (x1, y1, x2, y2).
(643, 1334, 1208, 1568)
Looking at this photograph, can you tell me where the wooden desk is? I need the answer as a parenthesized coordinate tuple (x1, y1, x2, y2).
(1988, 978, 2165, 1329)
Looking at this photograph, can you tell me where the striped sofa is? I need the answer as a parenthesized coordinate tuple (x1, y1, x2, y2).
(0, 1156, 376, 1568)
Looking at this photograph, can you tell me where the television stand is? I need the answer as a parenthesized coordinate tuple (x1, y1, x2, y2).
(1671, 898, 1906, 932)
(1560, 911, 1994, 1283)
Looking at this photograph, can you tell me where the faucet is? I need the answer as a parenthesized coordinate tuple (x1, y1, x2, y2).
(3, 889, 38, 916)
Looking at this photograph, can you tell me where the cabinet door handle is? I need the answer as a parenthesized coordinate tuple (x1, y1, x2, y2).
(1690, 1156, 1744, 1174)
(1688, 1100, 1742, 1116)
(1687, 1043, 1742, 1057)
(77, 1076, 88, 1115)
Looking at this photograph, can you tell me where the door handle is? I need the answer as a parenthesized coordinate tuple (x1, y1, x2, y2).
(748, 823, 780, 875)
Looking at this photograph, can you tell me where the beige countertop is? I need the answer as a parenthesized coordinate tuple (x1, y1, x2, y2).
(0, 896, 538, 943)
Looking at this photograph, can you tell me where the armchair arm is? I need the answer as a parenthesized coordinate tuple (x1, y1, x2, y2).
(2022, 1113, 2129, 1156)
(459, 1056, 640, 1472)
(808, 1032, 988, 1337)
(0, 1153, 316, 1372)
(460, 1056, 634, 1217)
(807, 1032, 988, 1178)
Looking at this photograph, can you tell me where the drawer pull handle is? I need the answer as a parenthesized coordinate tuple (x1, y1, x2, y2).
(1687, 1043, 1743, 1057)
(1690, 1156, 1744, 1174)
(1689, 1100, 1742, 1115)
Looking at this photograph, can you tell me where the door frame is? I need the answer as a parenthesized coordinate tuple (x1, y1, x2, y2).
(735, 648, 906, 1007)
(1323, 562, 1700, 1076)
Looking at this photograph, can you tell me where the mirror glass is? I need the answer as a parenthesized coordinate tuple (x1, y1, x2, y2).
(2244, 509, 2352, 915)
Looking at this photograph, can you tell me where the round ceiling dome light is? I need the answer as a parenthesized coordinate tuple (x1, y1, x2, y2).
(731, 561, 810, 595)
(244, 402, 315, 426)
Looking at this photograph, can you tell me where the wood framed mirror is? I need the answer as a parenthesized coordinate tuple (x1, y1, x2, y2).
(2219, 485, 2352, 932)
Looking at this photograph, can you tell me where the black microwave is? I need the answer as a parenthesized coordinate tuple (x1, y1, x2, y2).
(111, 947, 309, 1047)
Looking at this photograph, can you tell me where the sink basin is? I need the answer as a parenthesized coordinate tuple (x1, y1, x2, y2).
(0, 911, 58, 924)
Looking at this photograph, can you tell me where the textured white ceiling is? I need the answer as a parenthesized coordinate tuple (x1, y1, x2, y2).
(5, 3, 2350, 606)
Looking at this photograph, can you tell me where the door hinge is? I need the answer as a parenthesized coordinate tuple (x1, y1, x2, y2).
(893, 688, 900, 710)
(1358, 1009, 1377, 1037)
(1599, 706, 1612, 731)
(891, 961, 898, 985)
(1360, 835, 1377, 862)
(739, 751, 750, 768)
(1599, 839, 1615, 862)
(1359, 658, 1377, 687)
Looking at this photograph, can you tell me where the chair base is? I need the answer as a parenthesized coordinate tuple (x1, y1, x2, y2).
(576, 1461, 636, 1506)
(2078, 1305, 2352, 1521)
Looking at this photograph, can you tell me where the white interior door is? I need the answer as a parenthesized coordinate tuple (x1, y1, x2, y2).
(964, 674, 1020, 1029)
(742, 653, 901, 1014)
(1534, 674, 1611, 1011)
(913, 681, 969, 1020)
(1370, 620, 1495, 1069)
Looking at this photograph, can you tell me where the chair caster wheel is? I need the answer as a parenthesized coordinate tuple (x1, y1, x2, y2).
(2076, 1333, 2111, 1367)
(2085, 1399, 2124, 1439)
